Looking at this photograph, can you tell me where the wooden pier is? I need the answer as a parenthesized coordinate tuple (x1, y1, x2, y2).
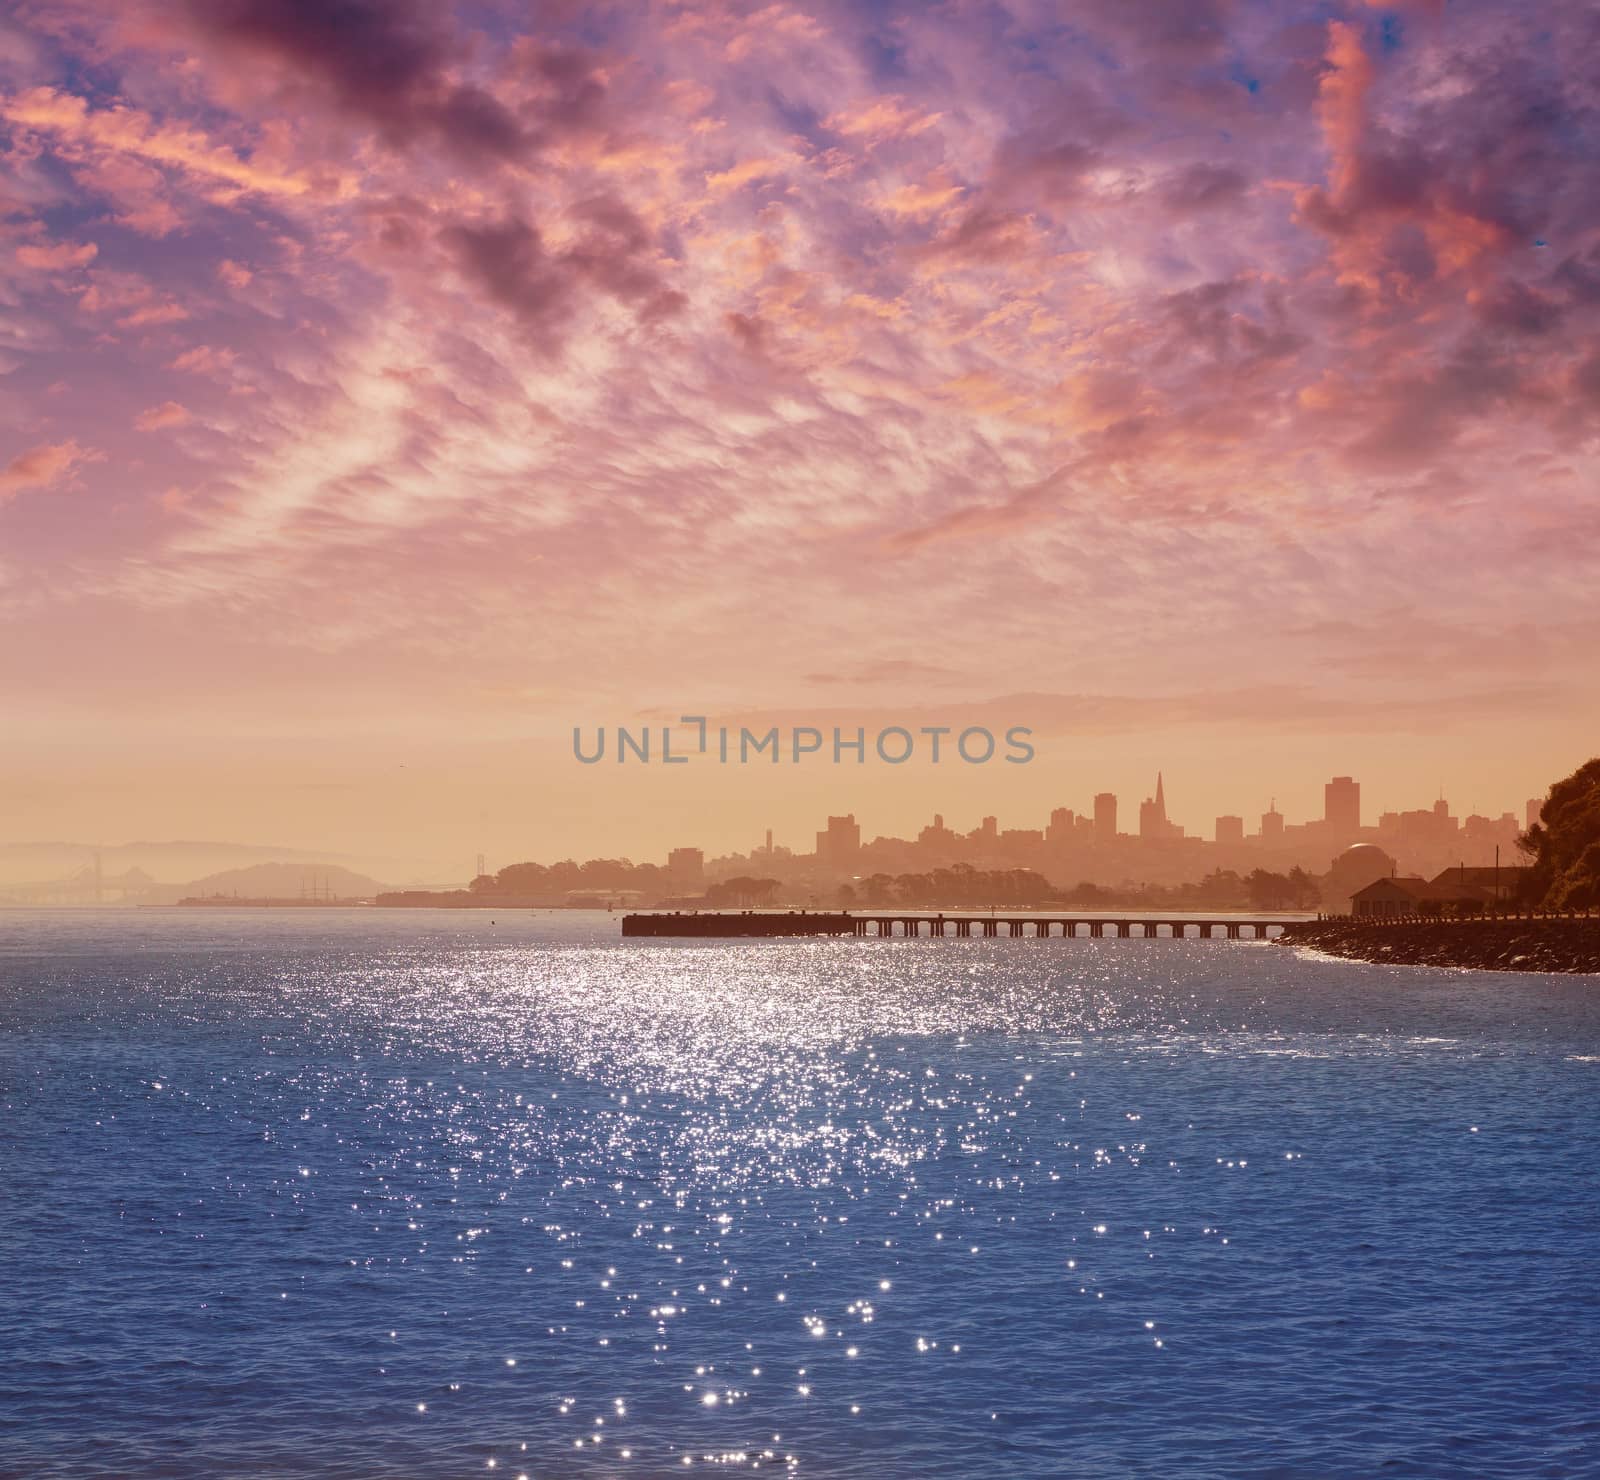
(621, 911, 1293, 939)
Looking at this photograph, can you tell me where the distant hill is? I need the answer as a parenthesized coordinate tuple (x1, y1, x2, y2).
(0, 840, 446, 888)
(0, 839, 330, 884)
(150, 862, 390, 905)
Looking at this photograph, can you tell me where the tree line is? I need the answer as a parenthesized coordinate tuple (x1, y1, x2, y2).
(465, 858, 1322, 911)
(840, 865, 1318, 911)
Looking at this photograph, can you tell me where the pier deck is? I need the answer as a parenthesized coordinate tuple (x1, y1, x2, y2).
(622, 911, 1295, 939)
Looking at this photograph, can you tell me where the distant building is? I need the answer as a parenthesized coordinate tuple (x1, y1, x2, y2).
(1526, 798, 1543, 830)
(1463, 812, 1519, 849)
(1139, 773, 1180, 840)
(1429, 863, 1529, 906)
(1324, 843, 1397, 912)
(1261, 801, 1284, 843)
(1324, 776, 1360, 838)
(1349, 876, 1478, 917)
(1350, 877, 1436, 917)
(1094, 792, 1118, 840)
(1215, 815, 1244, 846)
(918, 813, 959, 851)
(815, 814, 861, 869)
(1046, 807, 1075, 845)
(1349, 865, 1528, 917)
(666, 847, 704, 885)
(1139, 795, 1160, 839)
(565, 887, 646, 908)
(1378, 801, 1459, 852)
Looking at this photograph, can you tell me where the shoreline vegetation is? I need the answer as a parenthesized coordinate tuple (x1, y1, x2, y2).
(1278, 914, 1600, 975)
(372, 865, 1324, 913)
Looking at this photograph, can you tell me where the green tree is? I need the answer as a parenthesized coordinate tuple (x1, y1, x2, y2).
(704, 876, 780, 907)
(1247, 868, 1293, 910)
(862, 873, 896, 907)
(1520, 758, 1600, 909)
(1192, 869, 1246, 907)
(1065, 881, 1111, 906)
(1286, 866, 1321, 909)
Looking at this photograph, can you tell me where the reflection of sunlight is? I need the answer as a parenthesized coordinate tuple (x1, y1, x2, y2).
(10, 914, 1589, 1479)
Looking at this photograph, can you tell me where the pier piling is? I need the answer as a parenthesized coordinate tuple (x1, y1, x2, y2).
(621, 911, 1291, 940)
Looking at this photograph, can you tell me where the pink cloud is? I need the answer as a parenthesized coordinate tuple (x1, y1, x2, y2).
(15, 239, 98, 270)
(873, 171, 965, 221)
(70, 153, 186, 236)
(1316, 21, 1373, 205)
(120, 301, 190, 328)
(134, 400, 190, 430)
(0, 439, 99, 501)
(1294, 20, 1514, 300)
(1, 86, 343, 200)
(170, 344, 236, 376)
(826, 96, 942, 146)
(76, 271, 190, 329)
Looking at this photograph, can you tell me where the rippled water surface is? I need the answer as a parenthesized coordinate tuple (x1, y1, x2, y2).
(2, 909, 1597, 1478)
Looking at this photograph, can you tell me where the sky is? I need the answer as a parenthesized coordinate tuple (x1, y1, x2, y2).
(2, 0, 1597, 876)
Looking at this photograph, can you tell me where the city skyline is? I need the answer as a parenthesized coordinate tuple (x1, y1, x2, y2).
(641, 767, 1534, 882)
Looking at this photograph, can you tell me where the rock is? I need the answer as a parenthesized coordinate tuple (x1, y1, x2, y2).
(1275, 918, 1600, 975)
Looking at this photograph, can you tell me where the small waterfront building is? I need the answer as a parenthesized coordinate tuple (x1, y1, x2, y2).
(1427, 864, 1530, 907)
(564, 888, 646, 909)
(1350, 875, 1498, 918)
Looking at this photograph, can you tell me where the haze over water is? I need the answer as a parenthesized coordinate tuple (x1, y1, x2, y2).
(2, 911, 1596, 1478)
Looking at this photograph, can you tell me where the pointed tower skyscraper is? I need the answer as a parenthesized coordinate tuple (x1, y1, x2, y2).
(1139, 772, 1173, 839)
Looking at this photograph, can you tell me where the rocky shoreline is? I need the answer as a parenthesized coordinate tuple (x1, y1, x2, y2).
(1277, 917, 1600, 975)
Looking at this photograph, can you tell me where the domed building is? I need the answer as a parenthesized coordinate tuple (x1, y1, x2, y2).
(1323, 843, 1399, 914)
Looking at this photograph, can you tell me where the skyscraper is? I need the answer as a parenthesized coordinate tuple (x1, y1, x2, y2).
(814, 814, 861, 869)
(1139, 773, 1178, 840)
(1324, 776, 1360, 838)
(1094, 792, 1118, 840)
(666, 847, 704, 884)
